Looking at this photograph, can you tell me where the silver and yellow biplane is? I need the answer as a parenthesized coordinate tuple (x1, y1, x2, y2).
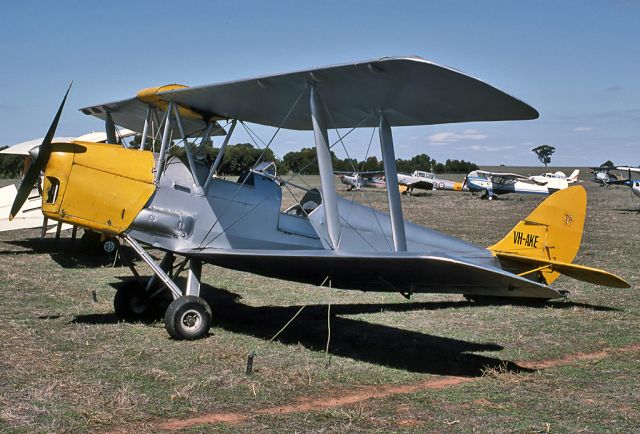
(9, 56, 629, 340)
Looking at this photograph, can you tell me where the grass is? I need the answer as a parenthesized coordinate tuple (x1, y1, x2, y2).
(0, 168, 638, 432)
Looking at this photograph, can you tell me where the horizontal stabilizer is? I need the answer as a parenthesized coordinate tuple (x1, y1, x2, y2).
(495, 252, 630, 288)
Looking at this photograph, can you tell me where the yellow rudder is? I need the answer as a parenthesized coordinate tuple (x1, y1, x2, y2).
(488, 186, 587, 284)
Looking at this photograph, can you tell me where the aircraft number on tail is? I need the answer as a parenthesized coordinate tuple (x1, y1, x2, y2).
(513, 231, 539, 248)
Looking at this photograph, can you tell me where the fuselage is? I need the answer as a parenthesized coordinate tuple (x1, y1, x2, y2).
(338, 174, 385, 190)
(466, 171, 549, 197)
(37, 143, 560, 298)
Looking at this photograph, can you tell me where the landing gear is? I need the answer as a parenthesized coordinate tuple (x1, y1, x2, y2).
(118, 235, 212, 340)
(114, 281, 151, 322)
(164, 296, 212, 340)
(113, 280, 171, 322)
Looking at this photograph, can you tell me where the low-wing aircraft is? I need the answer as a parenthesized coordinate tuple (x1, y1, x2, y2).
(612, 166, 640, 199)
(10, 56, 628, 341)
(464, 170, 568, 199)
(397, 170, 466, 195)
(590, 166, 618, 185)
(335, 171, 386, 191)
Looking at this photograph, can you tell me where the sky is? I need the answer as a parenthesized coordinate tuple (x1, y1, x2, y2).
(0, 0, 638, 166)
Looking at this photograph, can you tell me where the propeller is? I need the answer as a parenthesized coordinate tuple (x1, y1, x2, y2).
(9, 83, 72, 221)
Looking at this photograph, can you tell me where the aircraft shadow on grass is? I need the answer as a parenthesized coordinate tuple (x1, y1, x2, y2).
(2, 238, 147, 268)
(70, 280, 618, 376)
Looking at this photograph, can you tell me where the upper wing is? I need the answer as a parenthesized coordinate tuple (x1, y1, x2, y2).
(80, 96, 227, 138)
(488, 171, 529, 180)
(616, 166, 640, 174)
(334, 170, 384, 175)
(81, 56, 538, 131)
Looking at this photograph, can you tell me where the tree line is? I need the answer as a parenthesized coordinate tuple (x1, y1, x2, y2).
(283, 147, 478, 175)
(0, 142, 479, 179)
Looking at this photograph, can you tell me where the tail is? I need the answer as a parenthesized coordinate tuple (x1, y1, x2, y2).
(568, 169, 580, 183)
(488, 186, 628, 288)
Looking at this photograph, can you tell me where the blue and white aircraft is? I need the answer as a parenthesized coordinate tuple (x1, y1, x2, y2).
(614, 166, 640, 199)
(464, 170, 566, 200)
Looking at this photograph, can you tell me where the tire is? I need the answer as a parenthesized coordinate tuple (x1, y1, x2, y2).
(164, 296, 212, 340)
(114, 282, 150, 322)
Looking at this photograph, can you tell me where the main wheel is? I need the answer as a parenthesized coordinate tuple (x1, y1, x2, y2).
(114, 282, 151, 322)
(164, 296, 212, 340)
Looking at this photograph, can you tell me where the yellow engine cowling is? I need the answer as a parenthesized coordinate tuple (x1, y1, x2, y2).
(41, 141, 156, 235)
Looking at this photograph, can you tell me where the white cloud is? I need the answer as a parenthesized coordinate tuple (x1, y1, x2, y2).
(573, 126, 592, 132)
(428, 129, 487, 144)
(457, 145, 515, 152)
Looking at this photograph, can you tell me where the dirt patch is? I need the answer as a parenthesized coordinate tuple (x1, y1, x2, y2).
(158, 376, 473, 430)
(518, 343, 640, 370)
(156, 343, 640, 431)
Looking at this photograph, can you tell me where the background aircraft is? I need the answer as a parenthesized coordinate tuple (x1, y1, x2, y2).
(590, 166, 619, 185)
(612, 166, 640, 199)
(464, 170, 569, 200)
(528, 169, 580, 188)
(397, 170, 466, 195)
(335, 171, 385, 190)
(9, 57, 628, 341)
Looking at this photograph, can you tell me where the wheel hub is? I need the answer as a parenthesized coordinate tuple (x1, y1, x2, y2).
(181, 309, 202, 330)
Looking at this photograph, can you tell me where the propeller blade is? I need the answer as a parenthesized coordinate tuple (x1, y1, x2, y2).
(40, 82, 73, 161)
(9, 83, 72, 220)
(9, 160, 43, 220)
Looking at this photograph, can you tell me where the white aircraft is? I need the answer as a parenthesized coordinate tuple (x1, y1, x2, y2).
(590, 166, 618, 185)
(465, 170, 565, 200)
(335, 171, 386, 190)
(397, 170, 466, 195)
(528, 169, 579, 190)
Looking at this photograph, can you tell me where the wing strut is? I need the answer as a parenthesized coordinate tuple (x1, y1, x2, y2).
(139, 105, 151, 151)
(155, 102, 173, 184)
(310, 85, 341, 249)
(379, 115, 407, 251)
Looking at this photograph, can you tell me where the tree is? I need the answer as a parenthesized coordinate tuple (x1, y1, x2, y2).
(532, 145, 555, 167)
(601, 160, 615, 168)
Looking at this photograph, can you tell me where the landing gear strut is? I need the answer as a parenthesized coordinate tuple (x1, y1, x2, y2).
(119, 234, 212, 340)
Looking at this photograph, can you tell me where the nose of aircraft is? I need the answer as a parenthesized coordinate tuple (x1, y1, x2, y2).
(9, 83, 72, 220)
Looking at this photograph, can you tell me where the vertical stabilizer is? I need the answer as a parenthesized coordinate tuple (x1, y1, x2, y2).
(488, 186, 586, 284)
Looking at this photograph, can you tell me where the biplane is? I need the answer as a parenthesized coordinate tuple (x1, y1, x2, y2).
(9, 56, 629, 340)
(335, 171, 386, 191)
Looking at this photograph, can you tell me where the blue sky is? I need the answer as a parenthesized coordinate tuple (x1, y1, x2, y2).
(1, 0, 638, 166)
